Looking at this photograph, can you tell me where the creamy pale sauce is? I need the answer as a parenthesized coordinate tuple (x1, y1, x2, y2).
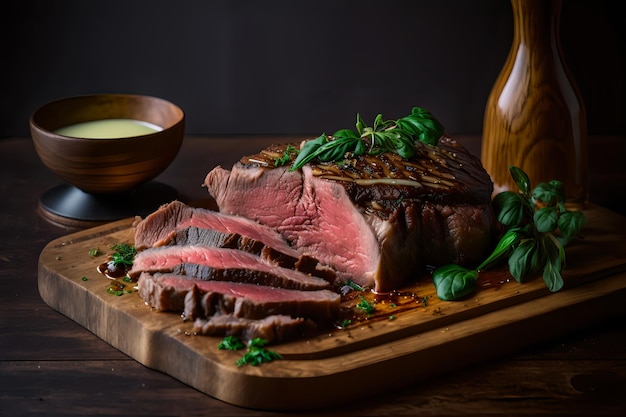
(55, 118, 162, 139)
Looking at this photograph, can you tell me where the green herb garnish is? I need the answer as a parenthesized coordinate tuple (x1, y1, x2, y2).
(89, 247, 102, 257)
(107, 287, 124, 296)
(236, 338, 283, 367)
(432, 265, 479, 301)
(81, 276, 89, 282)
(494, 167, 586, 289)
(274, 145, 299, 167)
(218, 335, 246, 351)
(218, 336, 282, 366)
(109, 243, 136, 268)
(345, 279, 365, 292)
(356, 295, 376, 315)
(290, 107, 443, 171)
(432, 166, 586, 300)
(339, 319, 352, 328)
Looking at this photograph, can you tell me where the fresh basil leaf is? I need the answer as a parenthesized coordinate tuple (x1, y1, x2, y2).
(396, 141, 415, 158)
(534, 207, 558, 233)
(372, 131, 415, 158)
(290, 134, 328, 171)
(395, 119, 420, 137)
(557, 210, 586, 245)
(396, 107, 443, 146)
(333, 128, 359, 140)
(432, 264, 478, 301)
(532, 180, 565, 206)
(542, 234, 565, 291)
(493, 191, 529, 227)
(354, 137, 367, 155)
(319, 137, 357, 162)
(476, 228, 522, 271)
(508, 166, 531, 196)
(543, 259, 564, 292)
(508, 239, 539, 282)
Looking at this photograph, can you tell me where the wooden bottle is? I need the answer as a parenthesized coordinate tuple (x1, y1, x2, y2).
(481, 0, 588, 208)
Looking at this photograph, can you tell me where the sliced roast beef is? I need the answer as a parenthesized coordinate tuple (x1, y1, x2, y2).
(192, 315, 311, 342)
(137, 272, 340, 322)
(154, 225, 296, 268)
(133, 200, 333, 280)
(129, 245, 331, 291)
(204, 136, 497, 292)
(133, 201, 298, 256)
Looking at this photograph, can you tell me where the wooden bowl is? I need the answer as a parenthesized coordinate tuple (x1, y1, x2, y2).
(30, 94, 185, 194)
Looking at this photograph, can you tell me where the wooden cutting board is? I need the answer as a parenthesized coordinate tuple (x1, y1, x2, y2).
(38, 204, 626, 411)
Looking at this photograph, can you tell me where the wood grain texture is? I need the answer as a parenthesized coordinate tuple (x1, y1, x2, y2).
(36, 204, 626, 411)
(2, 135, 626, 416)
(30, 94, 185, 194)
(481, 0, 588, 206)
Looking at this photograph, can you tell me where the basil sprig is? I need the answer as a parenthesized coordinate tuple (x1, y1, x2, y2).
(432, 166, 586, 300)
(433, 228, 521, 301)
(290, 107, 443, 171)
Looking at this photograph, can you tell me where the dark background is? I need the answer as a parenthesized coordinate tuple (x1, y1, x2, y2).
(1, 0, 624, 138)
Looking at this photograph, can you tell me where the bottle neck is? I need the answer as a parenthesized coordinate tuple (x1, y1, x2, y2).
(510, 0, 563, 60)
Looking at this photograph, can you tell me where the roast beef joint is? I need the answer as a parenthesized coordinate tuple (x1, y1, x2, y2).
(131, 134, 497, 343)
(204, 136, 497, 292)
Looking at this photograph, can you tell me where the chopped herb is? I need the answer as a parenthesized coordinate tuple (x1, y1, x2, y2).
(389, 315, 396, 320)
(218, 335, 246, 351)
(389, 303, 397, 308)
(356, 295, 376, 315)
(109, 243, 136, 268)
(236, 338, 282, 367)
(345, 279, 365, 292)
(274, 145, 299, 167)
(107, 287, 124, 296)
(218, 336, 282, 366)
(122, 276, 133, 283)
(422, 296, 428, 307)
(107, 280, 126, 296)
(81, 276, 89, 282)
(89, 247, 103, 257)
(340, 319, 352, 328)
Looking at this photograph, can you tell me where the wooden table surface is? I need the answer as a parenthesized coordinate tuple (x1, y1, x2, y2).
(2, 134, 626, 416)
